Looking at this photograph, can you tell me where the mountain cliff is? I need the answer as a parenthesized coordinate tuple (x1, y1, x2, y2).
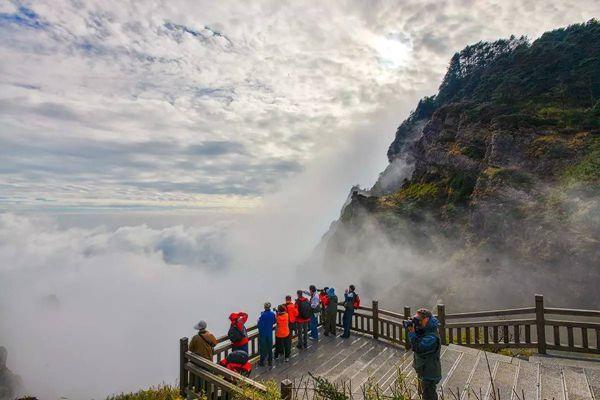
(317, 20, 600, 309)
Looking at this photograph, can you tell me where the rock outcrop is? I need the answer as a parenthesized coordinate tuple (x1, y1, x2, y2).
(316, 21, 600, 309)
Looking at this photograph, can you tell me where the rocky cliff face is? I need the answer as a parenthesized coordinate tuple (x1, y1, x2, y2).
(316, 21, 600, 309)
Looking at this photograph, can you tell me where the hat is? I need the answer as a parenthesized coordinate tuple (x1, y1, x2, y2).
(264, 302, 271, 309)
(415, 308, 432, 319)
(194, 320, 207, 330)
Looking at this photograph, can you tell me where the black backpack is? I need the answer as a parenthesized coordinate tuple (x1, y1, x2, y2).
(297, 300, 312, 319)
(226, 350, 249, 365)
(228, 324, 245, 343)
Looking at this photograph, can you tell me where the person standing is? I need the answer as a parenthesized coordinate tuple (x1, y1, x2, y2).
(305, 285, 321, 340)
(408, 308, 442, 400)
(189, 320, 218, 360)
(274, 304, 291, 362)
(340, 284, 359, 338)
(295, 290, 311, 349)
(319, 287, 330, 333)
(228, 311, 249, 353)
(285, 295, 298, 337)
(257, 302, 276, 367)
(324, 287, 338, 336)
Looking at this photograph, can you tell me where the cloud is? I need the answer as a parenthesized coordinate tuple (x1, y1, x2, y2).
(1, 0, 597, 210)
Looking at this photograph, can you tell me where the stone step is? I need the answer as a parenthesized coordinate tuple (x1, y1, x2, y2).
(513, 359, 540, 400)
(441, 350, 479, 398)
(491, 360, 519, 400)
(540, 363, 565, 400)
(583, 368, 600, 398)
(463, 353, 498, 398)
(530, 355, 600, 371)
(562, 366, 593, 400)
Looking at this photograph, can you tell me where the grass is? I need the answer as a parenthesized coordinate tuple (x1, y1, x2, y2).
(105, 385, 185, 400)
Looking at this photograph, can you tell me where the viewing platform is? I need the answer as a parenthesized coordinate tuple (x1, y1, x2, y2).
(180, 294, 600, 399)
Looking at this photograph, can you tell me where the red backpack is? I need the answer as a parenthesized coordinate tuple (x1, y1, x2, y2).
(353, 293, 360, 309)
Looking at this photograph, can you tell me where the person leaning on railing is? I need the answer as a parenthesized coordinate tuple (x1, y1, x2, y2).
(408, 308, 442, 400)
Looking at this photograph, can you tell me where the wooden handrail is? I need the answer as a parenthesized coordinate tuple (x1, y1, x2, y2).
(378, 308, 404, 319)
(445, 307, 535, 319)
(445, 318, 537, 328)
(544, 319, 600, 329)
(186, 351, 268, 392)
(544, 308, 600, 317)
(185, 362, 244, 396)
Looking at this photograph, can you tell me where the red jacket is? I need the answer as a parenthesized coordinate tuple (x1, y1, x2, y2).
(295, 297, 311, 323)
(219, 358, 252, 374)
(228, 312, 249, 346)
(319, 292, 330, 307)
(285, 301, 298, 323)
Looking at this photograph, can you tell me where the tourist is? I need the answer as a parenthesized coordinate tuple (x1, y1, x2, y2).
(189, 320, 218, 360)
(408, 308, 442, 400)
(228, 311, 249, 353)
(341, 284, 359, 338)
(324, 287, 338, 336)
(319, 287, 330, 331)
(257, 302, 276, 367)
(295, 290, 311, 349)
(274, 304, 291, 362)
(219, 350, 252, 377)
(305, 285, 320, 340)
(285, 295, 298, 337)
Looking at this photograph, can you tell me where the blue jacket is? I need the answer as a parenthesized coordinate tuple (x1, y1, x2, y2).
(257, 310, 276, 336)
(409, 316, 442, 382)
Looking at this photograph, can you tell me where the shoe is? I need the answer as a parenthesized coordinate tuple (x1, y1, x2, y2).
(284, 358, 290, 362)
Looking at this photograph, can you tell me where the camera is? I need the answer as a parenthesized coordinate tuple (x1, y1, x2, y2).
(402, 317, 420, 329)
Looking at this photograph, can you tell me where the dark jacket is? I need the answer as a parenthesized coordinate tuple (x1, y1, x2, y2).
(257, 310, 276, 336)
(326, 288, 338, 316)
(295, 296, 311, 323)
(343, 291, 356, 310)
(409, 316, 442, 383)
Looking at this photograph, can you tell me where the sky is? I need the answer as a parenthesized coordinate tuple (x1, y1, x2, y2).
(1, 1, 599, 398)
(1, 0, 598, 213)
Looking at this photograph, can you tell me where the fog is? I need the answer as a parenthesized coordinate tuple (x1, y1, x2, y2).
(0, 107, 405, 399)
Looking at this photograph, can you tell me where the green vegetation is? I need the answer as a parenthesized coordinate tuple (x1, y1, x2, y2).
(235, 380, 281, 400)
(483, 167, 534, 189)
(105, 385, 184, 400)
(562, 136, 600, 184)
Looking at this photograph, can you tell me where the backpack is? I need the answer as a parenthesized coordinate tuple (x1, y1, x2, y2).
(353, 293, 361, 309)
(297, 299, 312, 319)
(228, 324, 245, 343)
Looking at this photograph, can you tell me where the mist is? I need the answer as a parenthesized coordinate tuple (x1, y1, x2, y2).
(0, 106, 408, 400)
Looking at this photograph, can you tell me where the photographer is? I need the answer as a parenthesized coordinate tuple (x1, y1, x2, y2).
(407, 308, 441, 400)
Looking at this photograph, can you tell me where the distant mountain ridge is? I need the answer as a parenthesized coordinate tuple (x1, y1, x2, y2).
(315, 20, 600, 309)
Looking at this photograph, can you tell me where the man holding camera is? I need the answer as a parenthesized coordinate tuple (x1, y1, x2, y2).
(407, 308, 441, 400)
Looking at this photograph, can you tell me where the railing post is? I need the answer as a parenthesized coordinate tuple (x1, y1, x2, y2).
(437, 304, 446, 345)
(179, 337, 189, 397)
(404, 306, 411, 350)
(372, 300, 379, 340)
(535, 294, 546, 354)
(281, 379, 293, 400)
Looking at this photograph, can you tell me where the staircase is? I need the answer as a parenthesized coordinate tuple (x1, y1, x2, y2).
(412, 344, 600, 399)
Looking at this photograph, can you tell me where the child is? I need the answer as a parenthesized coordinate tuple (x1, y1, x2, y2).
(274, 304, 291, 362)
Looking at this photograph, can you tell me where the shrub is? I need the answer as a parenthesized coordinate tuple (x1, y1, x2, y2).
(105, 385, 184, 400)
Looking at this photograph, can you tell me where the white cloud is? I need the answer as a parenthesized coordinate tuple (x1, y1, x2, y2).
(1, 0, 598, 210)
